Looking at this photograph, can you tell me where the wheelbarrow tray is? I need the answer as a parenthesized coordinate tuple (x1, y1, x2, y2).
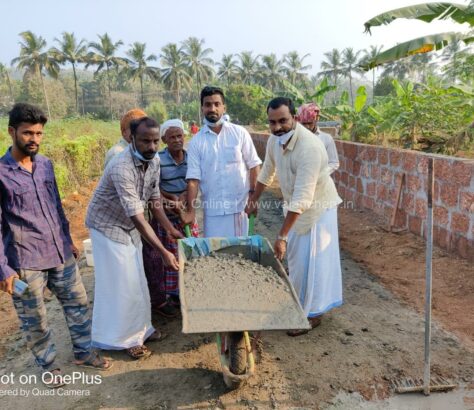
(178, 235, 310, 333)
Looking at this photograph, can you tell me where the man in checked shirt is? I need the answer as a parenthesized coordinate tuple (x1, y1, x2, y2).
(0, 103, 111, 388)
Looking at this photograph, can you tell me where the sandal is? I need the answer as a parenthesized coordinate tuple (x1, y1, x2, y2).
(74, 351, 113, 371)
(287, 316, 323, 337)
(146, 330, 168, 343)
(42, 368, 66, 389)
(126, 345, 152, 360)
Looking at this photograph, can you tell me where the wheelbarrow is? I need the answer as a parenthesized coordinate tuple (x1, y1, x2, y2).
(179, 216, 309, 389)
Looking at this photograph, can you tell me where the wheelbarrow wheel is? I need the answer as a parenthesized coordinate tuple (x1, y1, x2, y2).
(228, 332, 247, 375)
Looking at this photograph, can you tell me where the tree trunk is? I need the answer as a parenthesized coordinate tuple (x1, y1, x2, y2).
(140, 75, 144, 107)
(5, 71, 13, 101)
(372, 69, 375, 104)
(349, 72, 354, 107)
(106, 64, 112, 119)
(72, 63, 79, 114)
(38, 68, 52, 119)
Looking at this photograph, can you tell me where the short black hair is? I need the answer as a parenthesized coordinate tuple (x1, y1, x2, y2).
(266, 97, 296, 115)
(200, 86, 225, 106)
(130, 116, 159, 137)
(8, 103, 48, 128)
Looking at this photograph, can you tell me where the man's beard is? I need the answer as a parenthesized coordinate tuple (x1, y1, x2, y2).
(205, 113, 221, 123)
(17, 141, 39, 158)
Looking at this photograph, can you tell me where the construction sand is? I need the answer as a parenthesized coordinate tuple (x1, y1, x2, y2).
(181, 253, 309, 333)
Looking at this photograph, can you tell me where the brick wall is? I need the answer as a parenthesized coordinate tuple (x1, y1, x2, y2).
(251, 133, 474, 261)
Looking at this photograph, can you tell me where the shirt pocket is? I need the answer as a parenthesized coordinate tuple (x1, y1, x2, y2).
(224, 146, 241, 164)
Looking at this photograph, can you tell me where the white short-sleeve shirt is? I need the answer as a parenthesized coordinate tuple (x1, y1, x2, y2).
(186, 122, 262, 216)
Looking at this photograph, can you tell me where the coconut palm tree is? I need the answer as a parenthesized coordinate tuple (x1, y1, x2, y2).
(361, 45, 383, 102)
(260, 54, 285, 91)
(182, 37, 214, 122)
(319, 48, 343, 102)
(86, 33, 125, 118)
(363, 1, 474, 69)
(216, 54, 239, 86)
(160, 43, 192, 105)
(342, 47, 363, 106)
(283, 51, 312, 86)
(238, 51, 260, 84)
(125, 42, 158, 106)
(11, 31, 60, 118)
(50, 32, 87, 113)
(0, 63, 14, 100)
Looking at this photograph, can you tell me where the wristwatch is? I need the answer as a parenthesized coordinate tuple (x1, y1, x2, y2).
(277, 234, 288, 242)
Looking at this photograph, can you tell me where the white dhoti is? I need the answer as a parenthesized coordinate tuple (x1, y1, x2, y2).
(90, 228, 155, 349)
(287, 207, 343, 318)
(204, 211, 249, 237)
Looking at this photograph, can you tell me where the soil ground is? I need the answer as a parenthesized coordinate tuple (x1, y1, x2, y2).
(0, 182, 473, 409)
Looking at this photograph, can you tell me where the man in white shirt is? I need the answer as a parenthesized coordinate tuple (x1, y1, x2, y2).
(183, 86, 262, 237)
(247, 97, 343, 336)
(296, 103, 339, 175)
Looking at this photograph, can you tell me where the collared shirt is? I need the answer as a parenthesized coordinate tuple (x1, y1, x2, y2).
(158, 148, 187, 195)
(315, 127, 340, 174)
(104, 138, 128, 168)
(86, 145, 161, 246)
(186, 121, 262, 216)
(0, 148, 73, 280)
(258, 123, 342, 235)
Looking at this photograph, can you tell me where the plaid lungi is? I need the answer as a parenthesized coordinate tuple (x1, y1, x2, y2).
(143, 212, 199, 307)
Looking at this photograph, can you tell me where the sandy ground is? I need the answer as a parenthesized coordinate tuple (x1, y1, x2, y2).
(0, 183, 473, 409)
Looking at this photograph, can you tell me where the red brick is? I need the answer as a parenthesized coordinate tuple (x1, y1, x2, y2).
(390, 151, 402, 167)
(362, 195, 375, 210)
(401, 192, 415, 214)
(453, 235, 470, 259)
(347, 158, 355, 174)
(452, 161, 474, 186)
(341, 172, 349, 186)
(406, 175, 422, 193)
(408, 215, 423, 236)
(344, 144, 358, 159)
(433, 226, 451, 250)
(359, 163, 370, 178)
(354, 193, 363, 208)
(366, 182, 376, 197)
(402, 152, 417, 173)
(353, 160, 361, 176)
(357, 178, 364, 194)
(415, 197, 427, 218)
(377, 185, 387, 202)
(333, 171, 340, 183)
(367, 147, 377, 162)
(460, 191, 474, 213)
(451, 212, 470, 234)
(337, 186, 346, 199)
(434, 158, 452, 182)
(370, 164, 379, 179)
(378, 149, 389, 165)
(335, 140, 344, 155)
(349, 176, 356, 189)
(433, 181, 440, 202)
(434, 206, 449, 226)
(417, 156, 429, 175)
(380, 168, 393, 185)
(439, 183, 459, 208)
(358, 147, 370, 161)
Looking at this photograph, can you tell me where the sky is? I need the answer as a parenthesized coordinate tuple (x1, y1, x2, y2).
(0, 0, 471, 76)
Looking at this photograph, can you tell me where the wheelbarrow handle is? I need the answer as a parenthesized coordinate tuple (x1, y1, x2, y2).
(184, 224, 192, 238)
(248, 214, 255, 236)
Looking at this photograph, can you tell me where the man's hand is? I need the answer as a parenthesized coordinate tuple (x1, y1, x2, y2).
(162, 251, 180, 270)
(245, 196, 258, 217)
(274, 239, 287, 261)
(167, 226, 184, 240)
(181, 210, 195, 226)
(71, 243, 80, 260)
(0, 274, 19, 295)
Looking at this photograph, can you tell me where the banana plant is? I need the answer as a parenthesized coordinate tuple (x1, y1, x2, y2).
(361, 1, 474, 69)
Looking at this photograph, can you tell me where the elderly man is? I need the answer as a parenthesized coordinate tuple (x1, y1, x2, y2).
(142, 119, 199, 317)
(0, 103, 111, 388)
(104, 108, 146, 168)
(297, 103, 339, 175)
(183, 86, 262, 237)
(86, 117, 183, 360)
(247, 97, 343, 336)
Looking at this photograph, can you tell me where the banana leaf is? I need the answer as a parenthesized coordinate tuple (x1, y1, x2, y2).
(364, 2, 473, 34)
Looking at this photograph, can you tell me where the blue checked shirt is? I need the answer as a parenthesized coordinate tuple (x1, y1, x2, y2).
(0, 148, 73, 281)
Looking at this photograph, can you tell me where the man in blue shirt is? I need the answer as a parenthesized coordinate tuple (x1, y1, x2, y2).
(0, 103, 111, 387)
